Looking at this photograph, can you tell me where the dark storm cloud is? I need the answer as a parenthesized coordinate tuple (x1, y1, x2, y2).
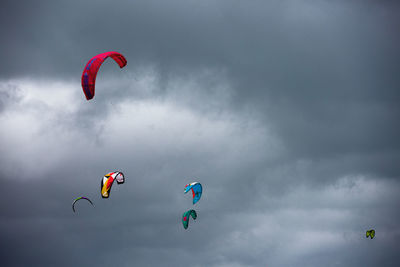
(1, 0, 400, 266)
(2, 0, 399, 164)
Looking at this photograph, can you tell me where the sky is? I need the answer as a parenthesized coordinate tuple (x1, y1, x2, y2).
(0, 0, 400, 266)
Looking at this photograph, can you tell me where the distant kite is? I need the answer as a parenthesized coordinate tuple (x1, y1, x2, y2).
(81, 51, 127, 100)
(184, 182, 202, 205)
(72, 197, 94, 212)
(182, 209, 197, 229)
(101, 171, 125, 198)
(366, 229, 375, 239)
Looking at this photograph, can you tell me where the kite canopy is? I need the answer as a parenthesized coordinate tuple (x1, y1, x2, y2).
(184, 182, 202, 205)
(72, 197, 94, 212)
(81, 51, 127, 100)
(101, 171, 125, 198)
(366, 229, 375, 239)
(182, 209, 197, 229)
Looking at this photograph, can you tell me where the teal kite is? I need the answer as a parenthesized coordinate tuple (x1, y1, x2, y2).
(182, 209, 197, 229)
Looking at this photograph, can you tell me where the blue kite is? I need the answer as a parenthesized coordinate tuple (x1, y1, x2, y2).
(184, 182, 202, 204)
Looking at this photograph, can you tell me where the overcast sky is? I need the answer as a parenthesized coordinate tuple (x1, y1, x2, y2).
(1, 0, 400, 266)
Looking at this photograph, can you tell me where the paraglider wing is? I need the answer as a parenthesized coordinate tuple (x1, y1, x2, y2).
(182, 209, 197, 229)
(184, 182, 202, 205)
(72, 197, 94, 212)
(81, 51, 127, 100)
(101, 171, 125, 198)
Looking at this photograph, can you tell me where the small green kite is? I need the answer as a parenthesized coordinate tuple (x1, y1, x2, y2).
(366, 229, 375, 239)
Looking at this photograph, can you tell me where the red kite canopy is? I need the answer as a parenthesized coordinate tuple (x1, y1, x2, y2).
(81, 51, 127, 100)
